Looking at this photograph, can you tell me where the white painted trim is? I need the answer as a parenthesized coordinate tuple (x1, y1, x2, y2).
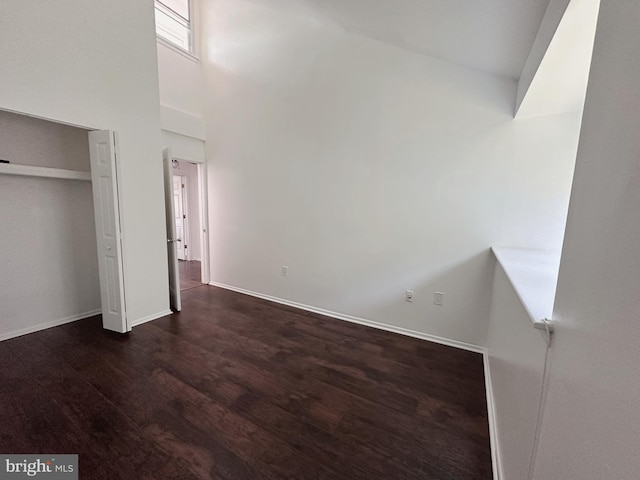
(484, 353, 503, 480)
(0, 163, 91, 181)
(155, 0, 199, 62)
(0, 107, 98, 131)
(197, 162, 210, 285)
(129, 309, 172, 327)
(208, 281, 484, 354)
(156, 36, 199, 63)
(171, 152, 204, 164)
(0, 309, 101, 342)
(160, 105, 206, 141)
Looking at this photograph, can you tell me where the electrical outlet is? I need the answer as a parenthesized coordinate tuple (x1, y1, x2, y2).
(433, 291, 444, 306)
(281, 266, 288, 277)
(405, 290, 414, 302)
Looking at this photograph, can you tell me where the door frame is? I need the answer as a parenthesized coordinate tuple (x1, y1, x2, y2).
(163, 148, 182, 311)
(169, 153, 210, 285)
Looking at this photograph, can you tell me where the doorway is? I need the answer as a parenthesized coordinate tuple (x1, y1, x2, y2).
(167, 157, 209, 293)
(173, 172, 199, 291)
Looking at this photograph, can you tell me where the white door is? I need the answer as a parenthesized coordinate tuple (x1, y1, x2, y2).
(173, 176, 187, 260)
(88, 130, 128, 333)
(163, 149, 182, 311)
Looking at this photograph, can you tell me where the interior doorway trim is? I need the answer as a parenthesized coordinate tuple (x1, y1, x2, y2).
(170, 153, 210, 285)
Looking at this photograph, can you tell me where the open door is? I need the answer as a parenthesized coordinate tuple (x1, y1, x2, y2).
(163, 148, 182, 311)
(88, 130, 128, 333)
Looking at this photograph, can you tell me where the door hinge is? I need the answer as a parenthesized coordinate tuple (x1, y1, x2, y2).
(183, 214, 186, 219)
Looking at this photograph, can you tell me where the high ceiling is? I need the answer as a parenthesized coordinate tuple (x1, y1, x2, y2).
(243, 0, 552, 79)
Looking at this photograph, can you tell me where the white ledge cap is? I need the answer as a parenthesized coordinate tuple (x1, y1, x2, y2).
(491, 246, 561, 324)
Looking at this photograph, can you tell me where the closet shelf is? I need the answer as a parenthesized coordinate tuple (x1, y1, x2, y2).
(0, 163, 91, 181)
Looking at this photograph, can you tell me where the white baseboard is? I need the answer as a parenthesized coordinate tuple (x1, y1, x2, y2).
(208, 281, 484, 354)
(484, 353, 503, 480)
(129, 309, 173, 328)
(0, 309, 101, 342)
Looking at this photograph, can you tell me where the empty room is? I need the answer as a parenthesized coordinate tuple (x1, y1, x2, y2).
(1, 0, 639, 479)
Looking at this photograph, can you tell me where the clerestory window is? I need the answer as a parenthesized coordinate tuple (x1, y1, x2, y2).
(155, 0, 193, 54)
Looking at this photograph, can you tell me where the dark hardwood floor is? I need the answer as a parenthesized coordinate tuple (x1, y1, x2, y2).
(179, 260, 202, 291)
(0, 286, 492, 479)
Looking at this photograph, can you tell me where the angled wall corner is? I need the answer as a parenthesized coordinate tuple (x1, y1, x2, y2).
(532, 0, 640, 477)
(515, 0, 600, 119)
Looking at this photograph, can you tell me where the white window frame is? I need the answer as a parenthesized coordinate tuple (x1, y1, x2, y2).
(155, 0, 197, 60)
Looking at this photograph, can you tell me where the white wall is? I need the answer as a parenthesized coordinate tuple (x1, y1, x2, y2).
(0, 112, 101, 339)
(200, 0, 582, 346)
(157, 42, 205, 121)
(532, 1, 640, 478)
(0, 0, 169, 325)
(486, 261, 549, 480)
(516, 0, 571, 114)
(156, 0, 207, 140)
(516, 0, 600, 119)
(0, 176, 101, 339)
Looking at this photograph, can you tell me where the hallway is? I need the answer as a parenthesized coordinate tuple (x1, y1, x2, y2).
(179, 260, 201, 291)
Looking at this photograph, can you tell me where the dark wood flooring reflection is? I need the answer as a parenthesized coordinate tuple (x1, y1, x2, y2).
(0, 286, 492, 479)
(180, 260, 202, 291)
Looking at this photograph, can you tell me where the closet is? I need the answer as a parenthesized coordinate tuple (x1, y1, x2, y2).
(0, 110, 101, 340)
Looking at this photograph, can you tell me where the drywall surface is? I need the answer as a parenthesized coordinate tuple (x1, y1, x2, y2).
(516, 0, 571, 112)
(516, 0, 600, 118)
(0, 0, 169, 325)
(532, 1, 640, 478)
(486, 259, 549, 480)
(0, 175, 100, 339)
(491, 247, 561, 322)
(156, 12, 206, 141)
(0, 110, 90, 172)
(157, 41, 206, 138)
(157, 42, 205, 121)
(201, 0, 582, 345)
(160, 105, 206, 141)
